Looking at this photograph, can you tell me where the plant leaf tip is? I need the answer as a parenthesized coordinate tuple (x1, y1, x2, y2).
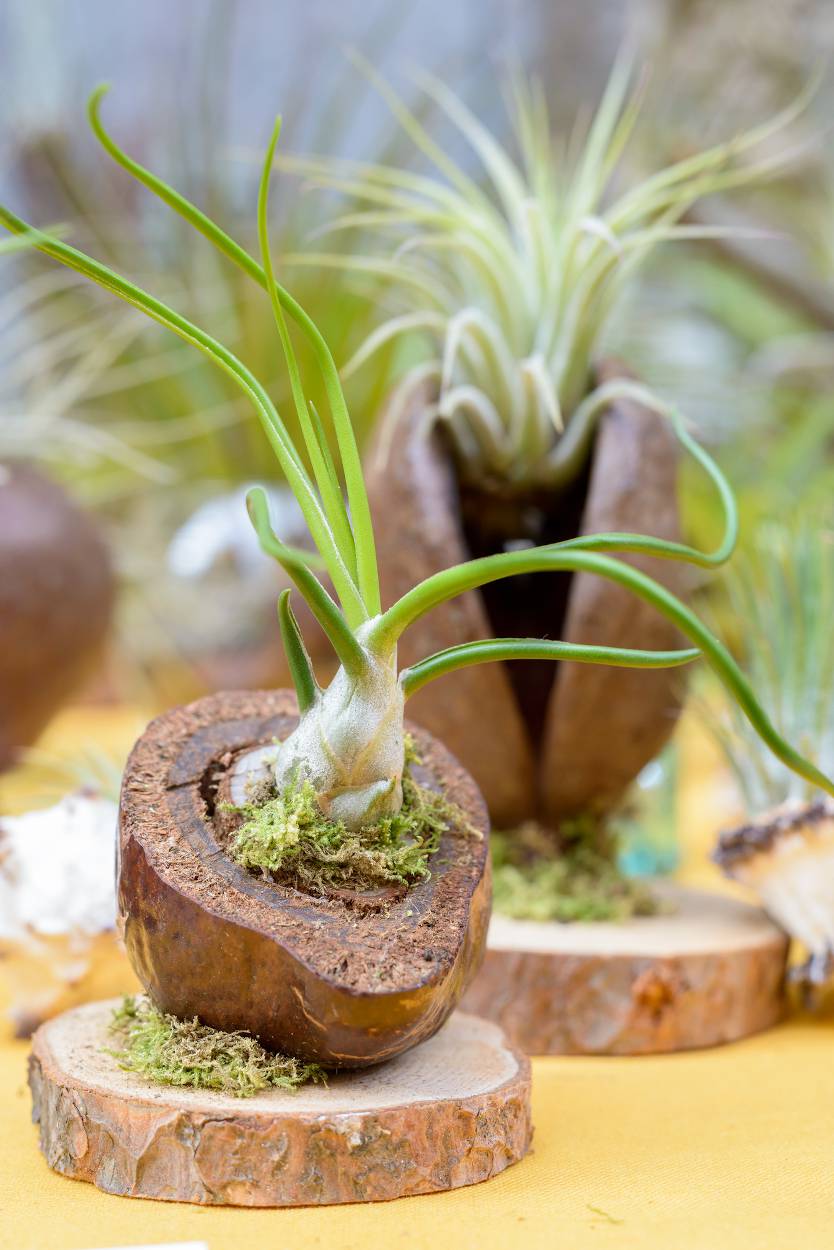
(88, 82, 112, 114)
(246, 484, 267, 516)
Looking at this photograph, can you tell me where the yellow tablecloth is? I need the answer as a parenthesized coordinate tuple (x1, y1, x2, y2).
(1, 707, 831, 1250)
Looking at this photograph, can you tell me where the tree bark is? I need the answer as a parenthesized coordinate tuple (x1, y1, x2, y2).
(462, 884, 788, 1054)
(29, 1000, 531, 1207)
(118, 690, 490, 1068)
(366, 360, 687, 832)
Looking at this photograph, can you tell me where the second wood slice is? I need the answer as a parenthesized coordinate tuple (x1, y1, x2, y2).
(462, 883, 788, 1055)
(29, 1000, 531, 1206)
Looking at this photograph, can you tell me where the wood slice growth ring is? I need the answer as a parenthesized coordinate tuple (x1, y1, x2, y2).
(462, 883, 788, 1055)
(29, 1001, 531, 1206)
(118, 690, 490, 1068)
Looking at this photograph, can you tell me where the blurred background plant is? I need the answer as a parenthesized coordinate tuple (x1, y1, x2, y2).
(697, 517, 834, 815)
(1, 0, 412, 704)
(621, 0, 834, 546)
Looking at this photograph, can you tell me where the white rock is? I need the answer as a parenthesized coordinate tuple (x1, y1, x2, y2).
(0, 790, 118, 940)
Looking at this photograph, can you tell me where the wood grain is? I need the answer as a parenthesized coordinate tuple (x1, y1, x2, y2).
(365, 361, 687, 831)
(29, 1001, 531, 1206)
(462, 884, 788, 1054)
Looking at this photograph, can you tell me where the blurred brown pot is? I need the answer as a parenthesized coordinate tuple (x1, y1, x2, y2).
(366, 361, 688, 832)
(0, 462, 114, 769)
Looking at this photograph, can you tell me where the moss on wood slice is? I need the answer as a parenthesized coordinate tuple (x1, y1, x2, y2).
(462, 883, 788, 1055)
(29, 1000, 531, 1207)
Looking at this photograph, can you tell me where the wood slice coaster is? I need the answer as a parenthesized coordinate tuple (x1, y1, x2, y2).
(29, 1001, 531, 1207)
(462, 883, 788, 1055)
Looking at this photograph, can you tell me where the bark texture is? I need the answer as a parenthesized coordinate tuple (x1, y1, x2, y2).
(462, 885, 788, 1054)
(0, 463, 114, 770)
(539, 359, 687, 823)
(118, 690, 490, 1068)
(366, 390, 535, 830)
(365, 361, 686, 831)
(29, 1001, 531, 1207)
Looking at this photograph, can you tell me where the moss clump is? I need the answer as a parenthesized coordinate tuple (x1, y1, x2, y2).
(108, 996, 325, 1097)
(491, 820, 660, 923)
(229, 743, 472, 894)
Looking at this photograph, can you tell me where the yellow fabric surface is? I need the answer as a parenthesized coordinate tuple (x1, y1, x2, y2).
(1, 706, 831, 1250)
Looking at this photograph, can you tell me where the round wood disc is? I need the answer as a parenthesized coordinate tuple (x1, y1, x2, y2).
(29, 1000, 531, 1207)
(462, 883, 788, 1055)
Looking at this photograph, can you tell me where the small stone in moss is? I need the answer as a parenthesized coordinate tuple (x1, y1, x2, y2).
(491, 820, 660, 923)
(107, 996, 325, 1097)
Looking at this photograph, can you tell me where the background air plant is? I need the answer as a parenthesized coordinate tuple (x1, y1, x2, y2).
(705, 517, 834, 986)
(703, 518, 834, 813)
(2, 95, 832, 840)
(283, 58, 800, 491)
(271, 59, 807, 861)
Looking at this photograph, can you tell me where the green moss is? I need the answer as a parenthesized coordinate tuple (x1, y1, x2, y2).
(108, 996, 325, 1097)
(228, 741, 473, 894)
(491, 819, 660, 923)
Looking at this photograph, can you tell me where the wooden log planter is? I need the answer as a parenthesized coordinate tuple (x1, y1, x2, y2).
(369, 370, 778, 1057)
(29, 1001, 532, 1206)
(26, 691, 534, 1207)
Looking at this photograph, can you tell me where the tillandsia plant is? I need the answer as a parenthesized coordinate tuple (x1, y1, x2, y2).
(277, 58, 810, 878)
(707, 519, 834, 987)
(5, 63, 397, 707)
(284, 57, 803, 488)
(3, 94, 834, 1067)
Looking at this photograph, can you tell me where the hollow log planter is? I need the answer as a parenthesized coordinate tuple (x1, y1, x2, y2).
(367, 362, 688, 832)
(118, 689, 490, 1068)
(29, 1000, 531, 1206)
(462, 883, 788, 1055)
(0, 462, 114, 770)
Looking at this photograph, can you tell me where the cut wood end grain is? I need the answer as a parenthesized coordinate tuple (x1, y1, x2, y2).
(463, 883, 789, 1055)
(29, 1000, 531, 1207)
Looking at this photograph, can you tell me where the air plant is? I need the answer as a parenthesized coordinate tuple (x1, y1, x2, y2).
(707, 519, 834, 986)
(1, 90, 831, 842)
(8, 94, 834, 1081)
(282, 58, 802, 491)
(3, 84, 395, 705)
(269, 59, 807, 868)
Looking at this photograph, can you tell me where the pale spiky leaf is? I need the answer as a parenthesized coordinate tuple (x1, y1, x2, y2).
(286, 65, 802, 490)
